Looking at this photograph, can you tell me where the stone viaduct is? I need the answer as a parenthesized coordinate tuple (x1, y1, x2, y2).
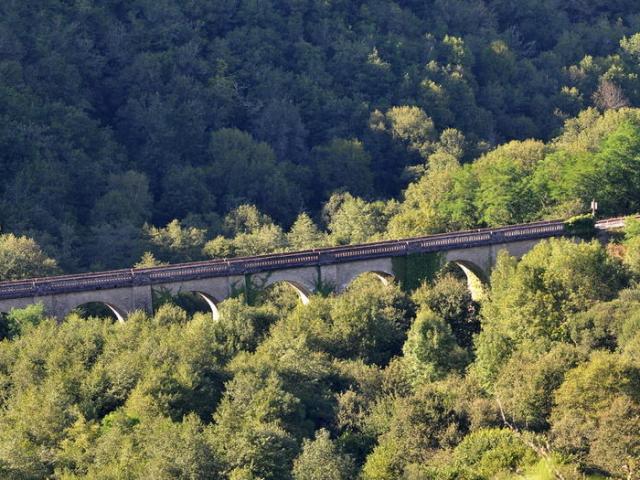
(0, 216, 624, 321)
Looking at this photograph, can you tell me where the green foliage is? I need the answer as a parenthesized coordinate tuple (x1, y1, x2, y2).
(0, 308, 234, 478)
(533, 119, 640, 218)
(92, 171, 152, 227)
(212, 298, 279, 361)
(484, 239, 624, 342)
(135, 251, 168, 268)
(1, 2, 640, 271)
(473, 239, 627, 388)
(207, 128, 302, 224)
(473, 140, 547, 226)
(623, 218, 640, 277)
(312, 139, 374, 201)
(379, 106, 436, 158)
(625, 236, 640, 278)
(566, 288, 640, 351)
(625, 217, 640, 240)
(204, 205, 287, 258)
(286, 213, 327, 251)
(57, 412, 221, 479)
(4, 303, 47, 339)
(390, 111, 640, 235)
(209, 325, 344, 478)
(326, 276, 408, 365)
(447, 428, 538, 478)
(0, 234, 638, 478)
(144, 220, 207, 263)
(3, 2, 640, 476)
(391, 253, 444, 293)
(0, 234, 58, 281)
(550, 351, 640, 476)
(412, 273, 480, 348)
(387, 156, 477, 238)
(493, 344, 583, 431)
(402, 308, 469, 385)
(361, 382, 471, 479)
(292, 429, 356, 480)
(324, 193, 394, 246)
(563, 213, 596, 237)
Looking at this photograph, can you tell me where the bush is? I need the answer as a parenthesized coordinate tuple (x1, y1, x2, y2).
(563, 214, 596, 237)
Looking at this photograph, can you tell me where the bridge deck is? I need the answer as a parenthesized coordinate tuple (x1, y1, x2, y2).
(0, 216, 625, 300)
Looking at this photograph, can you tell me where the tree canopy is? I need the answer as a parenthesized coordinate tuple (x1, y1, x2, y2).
(2, 3, 640, 478)
(2, 2, 640, 271)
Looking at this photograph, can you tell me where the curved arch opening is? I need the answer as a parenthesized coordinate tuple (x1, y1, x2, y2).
(283, 281, 311, 305)
(194, 291, 220, 321)
(447, 260, 488, 301)
(257, 280, 312, 310)
(158, 291, 220, 320)
(371, 271, 394, 286)
(71, 302, 126, 323)
(343, 271, 396, 292)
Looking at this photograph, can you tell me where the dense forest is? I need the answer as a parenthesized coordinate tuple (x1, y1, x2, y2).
(2, 1, 640, 479)
(2, 0, 640, 270)
(1, 231, 640, 479)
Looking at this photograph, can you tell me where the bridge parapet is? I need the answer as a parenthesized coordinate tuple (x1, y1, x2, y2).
(0, 216, 628, 302)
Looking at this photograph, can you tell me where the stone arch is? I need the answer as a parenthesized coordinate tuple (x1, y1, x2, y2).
(447, 260, 489, 301)
(71, 302, 127, 323)
(151, 279, 226, 321)
(342, 270, 396, 292)
(262, 279, 313, 305)
(331, 257, 396, 292)
(369, 271, 395, 286)
(190, 291, 221, 320)
(154, 287, 222, 321)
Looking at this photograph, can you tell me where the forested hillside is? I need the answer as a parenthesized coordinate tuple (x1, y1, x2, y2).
(1, 231, 640, 479)
(2, 0, 640, 271)
(2, 2, 640, 479)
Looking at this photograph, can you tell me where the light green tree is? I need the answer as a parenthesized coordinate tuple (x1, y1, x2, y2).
(144, 219, 207, 263)
(328, 275, 407, 365)
(286, 213, 326, 250)
(551, 351, 640, 476)
(493, 343, 582, 430)
(623, 217, 640, 277)
(383, 106, 436, 158)
(134, 251, 168, 268)
(402, 308, 468, 385)
(292, 429, 355, 480)
(204, 205, 287, 258)
(412, 273, 479, 348)
(387, 154, 477, 238)
(473, 139, 547, 226)
(324, 193, 394, 245)
(473, 239, 626, 388)
(0, 233, 58, 281)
